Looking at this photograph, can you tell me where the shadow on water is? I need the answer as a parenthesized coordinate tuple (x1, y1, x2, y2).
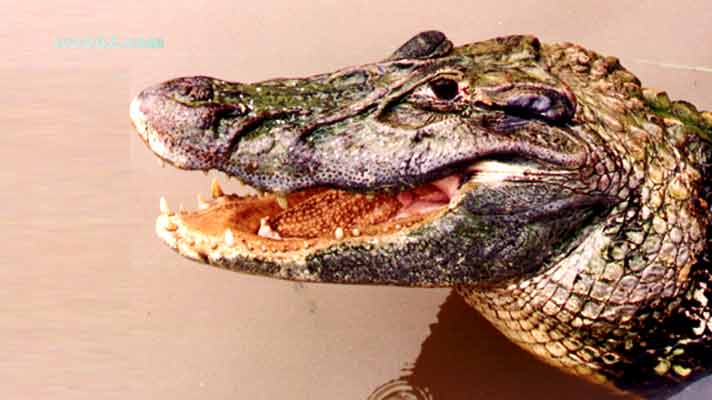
(369, 291, 627, 400)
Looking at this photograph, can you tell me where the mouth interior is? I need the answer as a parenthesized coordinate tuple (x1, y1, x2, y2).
(179, 173, 461, 241)
(156, 159, 533, 256)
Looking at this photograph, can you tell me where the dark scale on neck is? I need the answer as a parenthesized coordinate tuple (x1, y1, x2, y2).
(606, 145, 712, 398)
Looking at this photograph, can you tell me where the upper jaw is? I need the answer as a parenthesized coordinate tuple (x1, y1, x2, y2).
(131, 94, 587, 196)
(131, 64, 584, 195)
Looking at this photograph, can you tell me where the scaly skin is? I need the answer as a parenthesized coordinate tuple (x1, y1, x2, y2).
(130, 32, 712, 398)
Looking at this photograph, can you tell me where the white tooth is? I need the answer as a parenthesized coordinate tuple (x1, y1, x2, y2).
(202, 170, 209, 176)
(157, 159, 166, 168)
(334, 227, 344, 240)
(224, 172, 241, 184)
(224, 229, 235, 246)
(197, 194, 209, 209)
(351, 228, 361, 237)
(275, 195, 288, 210)
(257, 218, 282, 240)
(210, 177, 224, 198)
(159, 196, 171, 214)
(179, 203, 185, 213)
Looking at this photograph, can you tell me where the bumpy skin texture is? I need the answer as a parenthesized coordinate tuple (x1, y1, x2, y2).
(131, 32, 712, 398)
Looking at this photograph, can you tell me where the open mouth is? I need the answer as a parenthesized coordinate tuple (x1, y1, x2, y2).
(154, 160, 532, 264)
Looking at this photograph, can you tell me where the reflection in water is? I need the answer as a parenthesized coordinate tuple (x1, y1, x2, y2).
(369, 291, 626, 400)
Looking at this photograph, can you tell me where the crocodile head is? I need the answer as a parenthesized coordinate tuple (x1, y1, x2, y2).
(132, 32, 712, 396)
(131, 32, 612, 285)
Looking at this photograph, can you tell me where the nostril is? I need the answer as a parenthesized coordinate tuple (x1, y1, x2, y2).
(163, 76, 214, 103)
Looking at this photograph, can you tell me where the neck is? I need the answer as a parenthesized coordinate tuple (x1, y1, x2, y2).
(458, 138, 712, 396)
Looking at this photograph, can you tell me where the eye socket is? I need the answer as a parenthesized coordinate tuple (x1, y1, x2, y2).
(429, 78, 459, 100)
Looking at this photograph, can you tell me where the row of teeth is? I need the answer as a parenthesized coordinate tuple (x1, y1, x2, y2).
(157, 176, 286, 212)
(158, 177, 357, 242)
(157, 158, 271, 197)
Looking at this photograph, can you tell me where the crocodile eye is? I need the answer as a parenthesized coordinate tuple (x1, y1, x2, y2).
(429, 78, 459, 100)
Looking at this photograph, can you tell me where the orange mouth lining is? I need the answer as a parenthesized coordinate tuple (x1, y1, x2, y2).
(167, 174, 460, 247)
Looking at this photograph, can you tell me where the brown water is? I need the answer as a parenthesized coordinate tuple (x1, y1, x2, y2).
(3, 1, 711, 399)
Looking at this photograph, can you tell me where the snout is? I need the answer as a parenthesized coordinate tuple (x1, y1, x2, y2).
(130, 77, 248, 171)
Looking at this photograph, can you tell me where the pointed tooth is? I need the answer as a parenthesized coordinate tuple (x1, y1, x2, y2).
(179, 203, 185, 213)
(157, 159, 166, 168)
(210, 177, 224, 198)
(275, 194, 288, 210)
(224, 172, 240, 184)
(334, 227, 344, 240)
(258, 217, 269, 234)
(202, 170, 209, 176)
(159, 196, 172, 215)
(224, 229, 235, 246)
(258, 217, 282, 240)
(197, 194, 209, 209)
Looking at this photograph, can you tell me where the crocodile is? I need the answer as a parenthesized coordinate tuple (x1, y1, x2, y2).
(130, 31, 712, 398)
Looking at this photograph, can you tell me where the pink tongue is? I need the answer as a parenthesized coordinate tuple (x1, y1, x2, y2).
(394, 174, 461, 219)
(418, 190, 448, 203)
(395, 200, 446, 219)
(432, 175, 460, 199)
(397, 191, 415, 208)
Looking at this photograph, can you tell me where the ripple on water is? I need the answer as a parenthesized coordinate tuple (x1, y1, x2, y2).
(368, 378, 432, 400)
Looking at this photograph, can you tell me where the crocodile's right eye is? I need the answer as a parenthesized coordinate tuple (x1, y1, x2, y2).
(429, 78, 459, 100)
